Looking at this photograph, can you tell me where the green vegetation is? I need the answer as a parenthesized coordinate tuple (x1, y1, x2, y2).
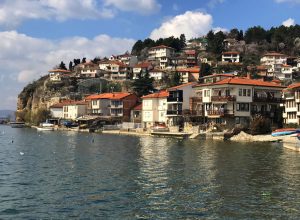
(131, 69, 154, 97)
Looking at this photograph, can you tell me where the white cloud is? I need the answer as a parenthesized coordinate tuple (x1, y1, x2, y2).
(0, 31, 135, 109)
(282, 18, 295, 27)
(150, 11, 213, 40)
(213, 27, 228, 33)
(207, 0, 225, 8)
(0, 0, 114, 27)
(103, 0, 161, 14)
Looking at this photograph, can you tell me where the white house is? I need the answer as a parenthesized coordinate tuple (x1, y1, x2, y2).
(149, 69, 167, 80)
(63, 101, 87, 120)
(282, 83, 300, 125)
(279, 64, 293, 80)
(79, 61, 100, 78)
(222, 51, 240, 63)
(260, 52, 287, 76)
(49, 69, 71, 81)
(99, 60, 131, 80)
(49, 103, 64, 118)
(148, 45, 175, 69)
(132, 62, 153, 79)
(191, 76, 285, 126)
(141, 90, 169, 128)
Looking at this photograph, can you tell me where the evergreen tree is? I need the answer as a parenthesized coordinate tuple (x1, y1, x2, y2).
(59, 61, 67, 70)
(199, 63, 212, 80)
(68, 61, 73, 71)
(131, 69, 154, 97)
(170, 71, 182, 87)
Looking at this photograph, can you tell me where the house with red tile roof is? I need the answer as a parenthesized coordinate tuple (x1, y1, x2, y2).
(222, 51, 240, 63)
(148, 45, 175, 69)
(282, 82, 300, 125)
(260, 52, 288, 77)
(62, 100, 88, 120)
(132, 62, 153, 79)
(141, 90, 169, 128)
(98, 60, 131, 81)
(175, 66, 200, 83)
(141, 82, 197, 128)
(85, 92, 138, 122)
(49, 69, 71, 81)
(191, 76, 285, 127)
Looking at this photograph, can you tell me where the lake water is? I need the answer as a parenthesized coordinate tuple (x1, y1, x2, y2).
(0, 125, 299, 219)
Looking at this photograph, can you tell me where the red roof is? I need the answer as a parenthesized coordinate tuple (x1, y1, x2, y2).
(287, 83, 300, 89)
(177, 66, 200, 73)
(168, 82, 197, 91)
(195, 77, 285, 88)
(222, 51, 240, 55)
(134, 62, 152, 68)
(85, 92, 132, 100)
(282, 64, 291, 67)
(263, 52, 287, 57)
(48, 69, 71, 73)
(142, 90, 169, 99)
(149, 45, 175, 50)
(63, 100, 87, 106)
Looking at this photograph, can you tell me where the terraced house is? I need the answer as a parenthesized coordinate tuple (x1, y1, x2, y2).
(190, 76, 285, 127)
(282, 83, 300, 125)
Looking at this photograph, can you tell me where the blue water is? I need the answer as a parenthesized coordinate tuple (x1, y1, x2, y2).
(0, 125, 299, 219)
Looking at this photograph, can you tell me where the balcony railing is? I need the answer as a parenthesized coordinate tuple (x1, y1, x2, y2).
(167, 97, 183, 102)
(190, 97, 203, 103)
(110, 104, 123, 108)
(211, 95, 236, 102)
(207, 109, 233, 116)
(252, 96, 282, 103)
(166, 110, 183, 115)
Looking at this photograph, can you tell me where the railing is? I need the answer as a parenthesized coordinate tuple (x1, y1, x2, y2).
(190, 97, 203, 103)
(110, 104, 123, 108)
(211, 95, 236, 102)
(166, 110, 182, 115)
(252, 96, 282, 103)
(207, 109, 233, 116)
(167, 96, 183, 102)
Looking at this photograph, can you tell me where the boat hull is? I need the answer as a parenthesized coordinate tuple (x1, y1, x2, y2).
(36, 127, 54, 131)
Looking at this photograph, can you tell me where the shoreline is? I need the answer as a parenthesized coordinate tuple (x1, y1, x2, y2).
(29, 125, 300, 152)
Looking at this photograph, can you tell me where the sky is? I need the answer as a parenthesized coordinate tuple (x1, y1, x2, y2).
(0, 0, 300, 110)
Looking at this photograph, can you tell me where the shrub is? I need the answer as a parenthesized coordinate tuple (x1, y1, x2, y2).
(249, 115, 271, 135)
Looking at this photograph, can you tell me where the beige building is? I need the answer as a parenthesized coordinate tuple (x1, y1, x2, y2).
(148, 45, 175, 69)
(282, 83, 300, 125)
(142, 90, 169, 128)
(260, 52, 287, 77)
(191, 76, 285, 126)
(49, 69, 71, 81)
(63, 101, 87, 120)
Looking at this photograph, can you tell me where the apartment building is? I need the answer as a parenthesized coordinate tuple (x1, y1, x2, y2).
(260, 52, 287, 77)
(282, 83, 300, 125)
(148, 45, 175, 69)
(222, 51, 240, 63)
(191, 76, 285, 127)
(62, 101, 87, 120)
(99, 60, 131, 80)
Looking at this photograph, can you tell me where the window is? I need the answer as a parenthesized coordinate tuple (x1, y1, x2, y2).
(237, 103, 249, 111)
(92, 100, 97, 105)
(239, 89, 251, 97)
(204, 90, 210, 97)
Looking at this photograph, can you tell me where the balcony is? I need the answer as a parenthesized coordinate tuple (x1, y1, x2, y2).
(167, 96, 183, 102)
(190, 97, 203, 103)
(207, 109, 233, 117)
(166, 110, 183, 115)
(211, 95, 236, 102)
(252, 96, 282, 103)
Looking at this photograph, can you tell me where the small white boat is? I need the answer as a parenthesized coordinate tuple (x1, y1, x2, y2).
(36, 126, 54, 131)
(9, 122, 25, 128)
(36, 122, 54, 131)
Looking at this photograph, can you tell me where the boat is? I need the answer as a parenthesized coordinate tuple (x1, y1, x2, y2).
(151, 123, 169, 132)
(36, 122, 54, 131)
(271, 128, 300, 137)
(36, 126, 54, 131)
(9, 122, 25, 128)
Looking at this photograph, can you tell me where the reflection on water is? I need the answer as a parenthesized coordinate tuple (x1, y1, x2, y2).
(0, 126, 299, 219)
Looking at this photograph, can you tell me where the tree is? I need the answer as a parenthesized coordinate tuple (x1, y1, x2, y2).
(82, 57, 86, 63)
(228, 28, 239, 39)
(179, 34, 186, 49)
(199, 63, 212, 79)
(73, 59, 80, 66)
(69, 61, 73, 71)
(58, 61, 67, 70)
(170, 71, 182, 87)
(131, 69, 154, 97)
(207, 30, 225, 55)
(244, 26, 266, 44)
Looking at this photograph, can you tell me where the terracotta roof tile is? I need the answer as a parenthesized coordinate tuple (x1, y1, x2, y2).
(287, 83, 300, 89)
(48, 69, 71, 73)
(168, 82, 197, 91)
(133, 104, 142, 110)
(142, 90, 169, 99)
(85, 92, 132, 100)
